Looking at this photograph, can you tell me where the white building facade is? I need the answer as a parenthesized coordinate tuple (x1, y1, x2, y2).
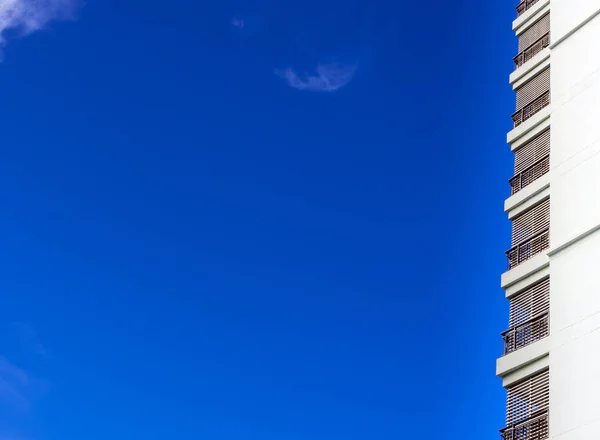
(497, 1, 600, 439)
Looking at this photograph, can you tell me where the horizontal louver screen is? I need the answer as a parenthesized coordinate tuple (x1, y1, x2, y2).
(509, 278, 550, 327)
(506, 369, 549, 426)
(518, 14, 550, 52)
(515, 129, 551, 175)
(512, 199, 550, 246)
(516, 68, 550, 111)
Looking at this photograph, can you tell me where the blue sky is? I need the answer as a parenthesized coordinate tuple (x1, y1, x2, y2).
(0, 0, 515, 439)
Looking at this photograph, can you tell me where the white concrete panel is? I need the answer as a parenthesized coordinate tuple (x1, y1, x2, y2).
(551, 18, 600, 246)
(551, 77, 600, 168)
(550, 154, 600, 247)
(552, 13, 600, 95)
(550, 231, 600, 333)
(551, 418, 600, 440)
(550, 231, 600, 438)
(551, 330, 600, 436)
(552, 0, 600, 44)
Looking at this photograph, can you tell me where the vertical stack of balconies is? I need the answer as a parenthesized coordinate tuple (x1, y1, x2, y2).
(498, 2, 553, 440)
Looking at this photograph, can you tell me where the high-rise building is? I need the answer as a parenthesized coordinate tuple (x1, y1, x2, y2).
(496, 1, 600, 439)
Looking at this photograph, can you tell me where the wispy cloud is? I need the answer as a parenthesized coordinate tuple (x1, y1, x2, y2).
(0, 0, 81, 52)
(0, 357, 30, 408)
(9, 323, 49, 358)
(275, 63, 358, 92)
(0, 354, 48, 414)
(0, 332, 50, 440)
(231, 17, 245, 29)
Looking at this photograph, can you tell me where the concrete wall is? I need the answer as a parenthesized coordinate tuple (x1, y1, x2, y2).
(551, 0, 600, 43)
(549, 4, 600, 439)
(550, 233, 600, 439)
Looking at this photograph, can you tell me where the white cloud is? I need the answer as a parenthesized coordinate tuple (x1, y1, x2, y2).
(0, 357, 30, 407)
(9, 323, 50, 358)
(275, 63, 358, 92)
(0, 0, 80, 49)
(231, 17, 245, 29)
(0, 352, 49, 440)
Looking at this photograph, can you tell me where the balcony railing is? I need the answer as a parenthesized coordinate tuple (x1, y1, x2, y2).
(506, 229, 550, 269)
(510, 156, 550, 195)
(502, 313, 549, 355)
(516, 0, 541, 16)
(501, 411, 549, 440)
(514, 34, 550, 69)
(512, 91, 550, 127)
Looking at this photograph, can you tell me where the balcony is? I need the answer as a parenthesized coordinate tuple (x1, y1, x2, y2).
(514, 34, 550, 69)
(501, 411, 549, 440)
(516, 0, 541, 17)
(502, 313, 549, 355)
(506, 229, 550, 269)
(512, 91, 550, 127)
(510, 156, 550, 195)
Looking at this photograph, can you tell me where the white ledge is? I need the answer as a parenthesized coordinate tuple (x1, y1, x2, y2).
(510, 49, 551, 90)
(507, 188, 550, 221)
(501, 253, 550, 290)
(499, 351, 549, 388)
(505, 266, 550, 299)
(504, 174, 551, 215)
(513, 0, 550, 34)
(510, 117, 551, 152)
(507, 108, 551, 146)
(497, 337, 550, 382)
